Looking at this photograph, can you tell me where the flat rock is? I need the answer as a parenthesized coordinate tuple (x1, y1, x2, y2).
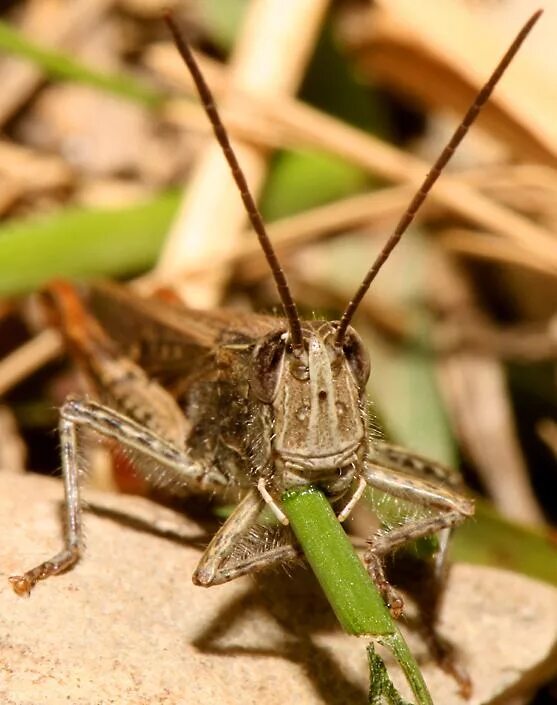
(1, 473, 556, 705)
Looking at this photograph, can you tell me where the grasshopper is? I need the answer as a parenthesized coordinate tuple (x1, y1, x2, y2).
(10, 12, 540, 619)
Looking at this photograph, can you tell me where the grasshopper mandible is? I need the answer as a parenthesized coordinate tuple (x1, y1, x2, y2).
(10, 11, 540, 618)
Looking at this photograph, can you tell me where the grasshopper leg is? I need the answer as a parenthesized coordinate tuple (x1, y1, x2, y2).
(9, 415, 81, 597)
(362, 459, 473, 617)
(193, 489, 300, 586)
(363, 451, 474, 693)
(10, 397, 226, 596)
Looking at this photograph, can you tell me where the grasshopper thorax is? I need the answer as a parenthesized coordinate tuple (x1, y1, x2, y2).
(250, 322, 369, 484)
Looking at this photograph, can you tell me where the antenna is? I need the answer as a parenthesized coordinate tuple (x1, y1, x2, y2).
(164, 13, 304, 350)
(335, 10, 542, 345)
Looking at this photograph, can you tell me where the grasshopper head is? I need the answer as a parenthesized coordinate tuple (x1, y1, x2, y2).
(250, 322, 369, 475)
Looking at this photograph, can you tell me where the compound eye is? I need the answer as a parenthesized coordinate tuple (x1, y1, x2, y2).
(342, 328, 370, 386)
(249, 331, 286, 402)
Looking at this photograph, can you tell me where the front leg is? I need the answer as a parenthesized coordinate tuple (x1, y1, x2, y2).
(9, 397, 226, 596)
(362, 459, 474, 617)
(193, 489, 300, 586)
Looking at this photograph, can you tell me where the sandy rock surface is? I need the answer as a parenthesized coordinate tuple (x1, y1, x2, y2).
(1, 472, 556, 705)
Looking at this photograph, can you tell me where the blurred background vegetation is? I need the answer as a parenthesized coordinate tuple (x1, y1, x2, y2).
(0, 0, 555, 699)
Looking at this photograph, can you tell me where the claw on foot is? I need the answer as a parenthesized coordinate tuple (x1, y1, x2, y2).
(387, 594, 404, 619)
(9, 574, 32, 597)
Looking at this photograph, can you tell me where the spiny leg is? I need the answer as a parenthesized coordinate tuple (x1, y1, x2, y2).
(195, 474, 369, 587)
(362, 459, 473, 617)
(363, 513, 466, 618)
(368, 441, 464, 489)
(193, 489, 300, 586)
(366, 450, 474, 693)
(9, 417, 81, 596)
(367, 442, 469, 600)
(10, 397, 226, 596)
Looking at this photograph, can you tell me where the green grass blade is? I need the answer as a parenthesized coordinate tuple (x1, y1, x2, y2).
(367, 643, 413, 705)
(282, 485, 393, 636)
(453, 500, 557, 586)
(282, 485, 434, 705)
(0, 191, 179, 295)
(0, 21, 163, 107)
(380, 633, 433, 705)
(0, 147, 368, 298)
(261, 148, 368, 221)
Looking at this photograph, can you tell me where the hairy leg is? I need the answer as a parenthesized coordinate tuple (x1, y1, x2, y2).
(10, 398, 226, 596)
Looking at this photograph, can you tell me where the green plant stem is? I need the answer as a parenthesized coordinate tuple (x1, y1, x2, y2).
(282, 485, 433, 705)
(367, 644, 411, 705)
(282, 484, 392, 635)
(0, 21, 163, 107)
(380, 632, 433, 705)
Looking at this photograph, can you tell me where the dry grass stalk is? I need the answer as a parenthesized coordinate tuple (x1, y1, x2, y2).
(340, 0, 557, 163)
(162, 96, 291, 151)
(147, 43, 557, 273)
(171, 186, 418, 282)
(537, 419, 557, 460)
(0, 140, 73, 201)
(0, 406, 26, 472)
(152, 0, 330, 307)
(0, 329, 62, 397)
(259, 96, 557, 269)
(429, 252, 545, 525)
(438, 228, 557, 278)
(0, 0, 115, 126)
(433, 319, 557, 363)
(285, 268, 410, 343)
(437, 353, 545, 525)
